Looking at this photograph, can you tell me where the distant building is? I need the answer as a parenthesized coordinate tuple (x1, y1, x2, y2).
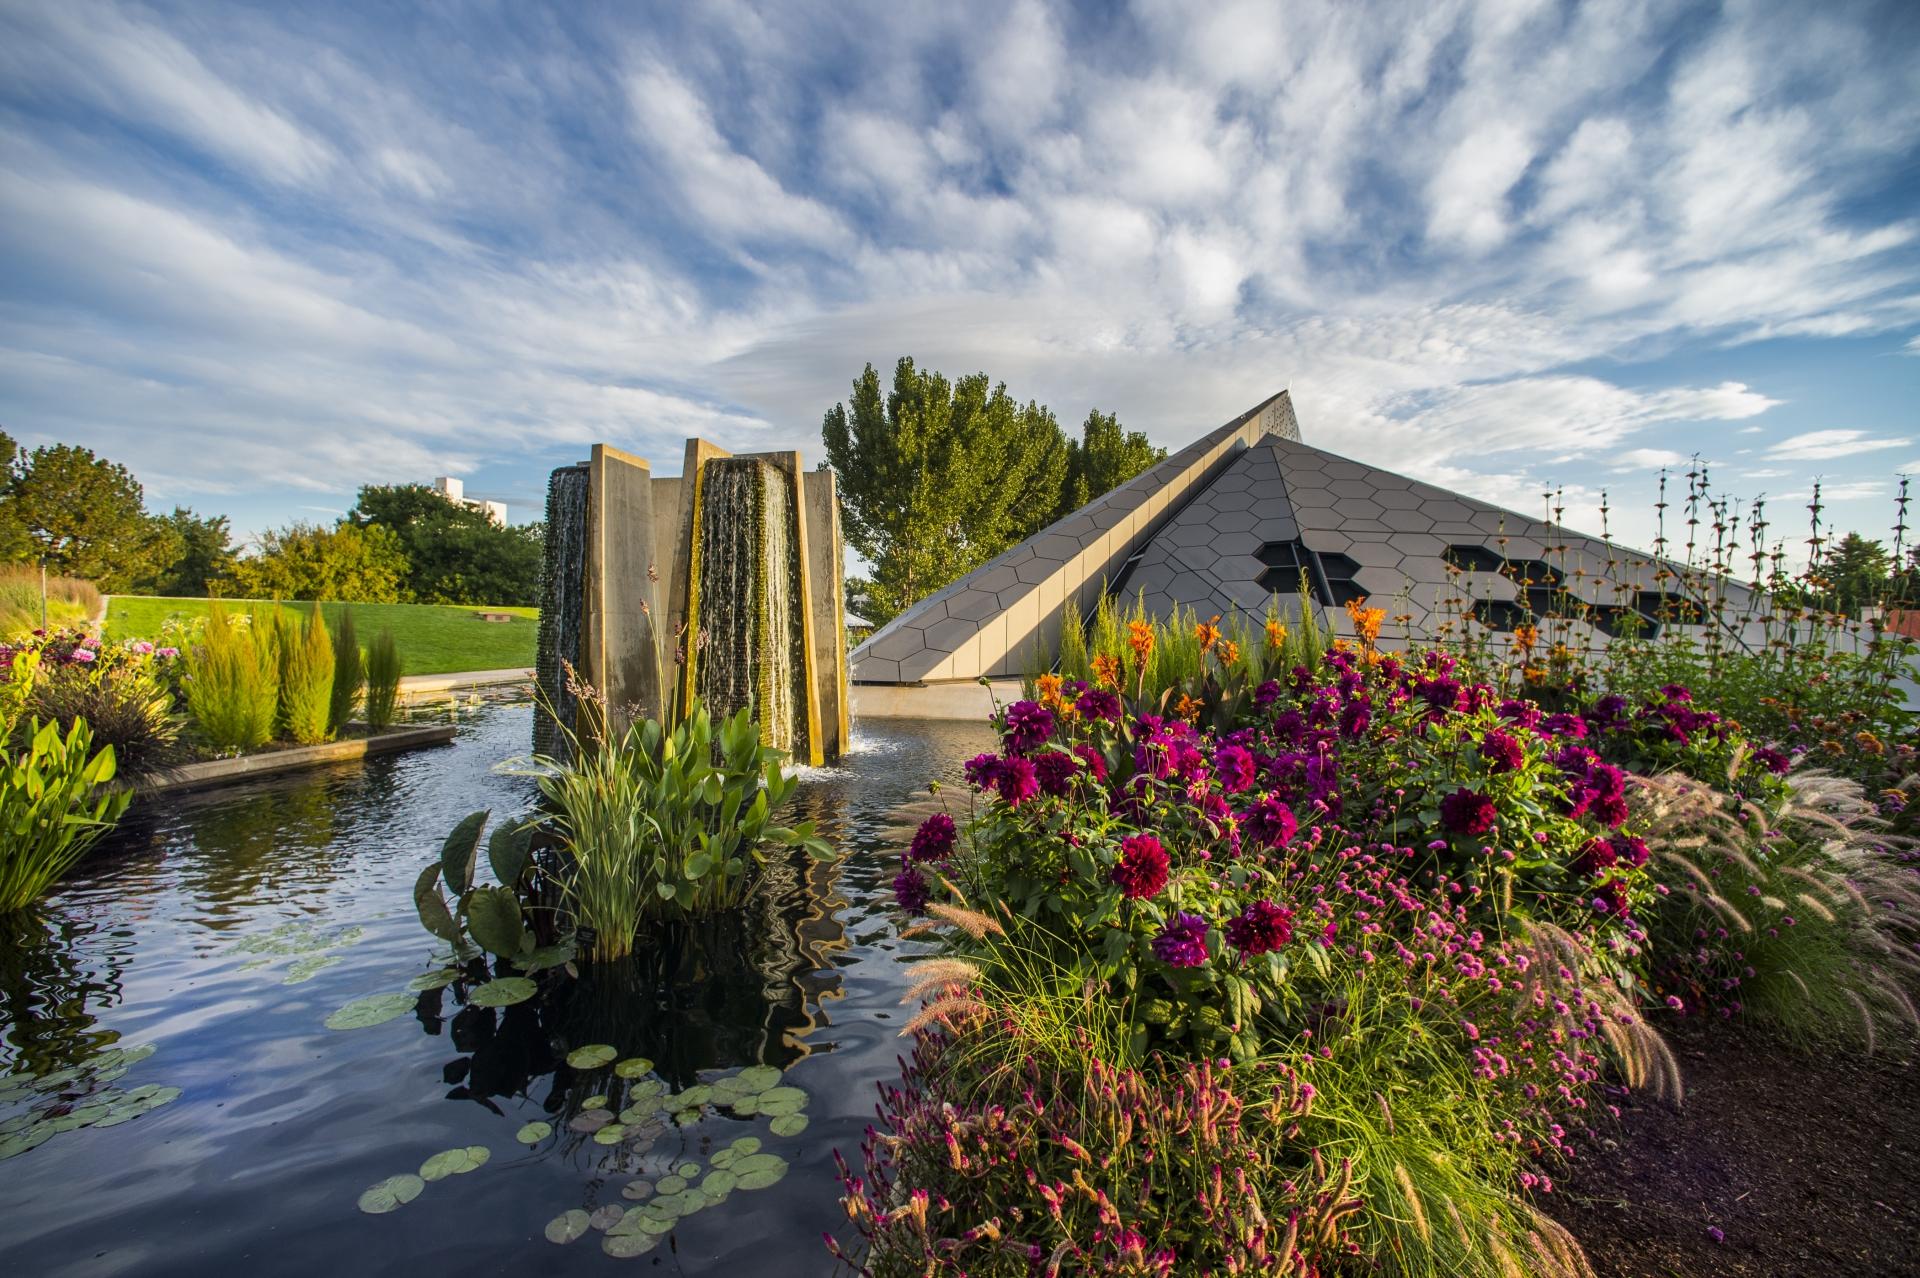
(432, 476, 508, 526)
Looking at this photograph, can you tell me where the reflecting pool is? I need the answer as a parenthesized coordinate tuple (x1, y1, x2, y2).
(0, 698, 994, 1276)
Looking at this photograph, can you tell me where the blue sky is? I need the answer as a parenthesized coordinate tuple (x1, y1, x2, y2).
(1, 0, 1917, 564)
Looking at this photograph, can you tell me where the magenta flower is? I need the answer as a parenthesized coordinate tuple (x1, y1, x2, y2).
(996, 755, 1040, 807)
(1003, 700, 1055, 753)
(1072, 743, 1109, 781)
(1225, 899, 1293, 955)
(156, 646, 180, 659)
(69, 648, 97, 664)
(1111, 834, 1170, 899)
(1033, 750, 1078, 797)
(892, 864, 931, 915)
(1240, 794, 1298, 848)
(1074, 687, 1121, 722)
(908, 813, 957, 863)
(1478, 730, 1525, 773)
(1570, 836, 1617, 879)
(1439, 787, 1497, 837)
(963, 752, 1002, 790)
(1213, 744, 1255, 793)
(1753, 746, 1790, 775)
(1152, 912, 1210, 967)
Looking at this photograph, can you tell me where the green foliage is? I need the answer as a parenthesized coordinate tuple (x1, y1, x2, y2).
(0, 441, 179, 591)
(327, 608, 364, 733)
(130, 508, 235, 596)
(184, 600, 278, 752)
(1055, 596, 1089, 681)
(230, 521, 411, 603)
(536, 700, 834, 961)
(412, 809, 542, 962)
(0, 564, 99, 638)
(1055, 408, 1166, 520)
(275, 604, 335, 745)
(23, 635, 179, 770)
(823, 358, 1068, 625)
(348, 484, 543, 606)
(0, 652, 132, 912)
(1814, 532, 1891, 616)
(363, 628, 402, 730)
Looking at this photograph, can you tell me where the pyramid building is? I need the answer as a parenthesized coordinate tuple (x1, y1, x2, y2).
(850, 391, 1763, 688)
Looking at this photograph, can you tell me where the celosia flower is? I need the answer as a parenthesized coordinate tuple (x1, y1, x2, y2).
(909, 813, 957, 863)
(1225, 899, 1293, 955)
(1151, 912, 1210, 967)
(1004, 700, 1055, 753)
(1075, 687, 1121, 722)
(996, 755, 1040, 807)
(892, 864, 931, 915)
(1213, 744, 1255, 793)
(1033, 750, 1077, 797)
(1439, 787, 1497, 837)
(1111, 833, 1170, 899)
(1479, 730, 1525, 773)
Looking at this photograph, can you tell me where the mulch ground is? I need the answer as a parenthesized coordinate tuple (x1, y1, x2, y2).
(1550, 1017, 1920, 1277)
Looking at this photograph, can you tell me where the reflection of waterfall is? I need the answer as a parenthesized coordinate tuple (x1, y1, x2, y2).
(534, 465, 589, 759)
(693, 460, 807, 757)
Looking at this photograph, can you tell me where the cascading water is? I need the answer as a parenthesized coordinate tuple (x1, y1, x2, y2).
(533, 464, 589, 759)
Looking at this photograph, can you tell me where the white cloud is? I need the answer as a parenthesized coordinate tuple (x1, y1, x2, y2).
(1426, 121, 1535, 251)
(1765, 430, 1912, 461)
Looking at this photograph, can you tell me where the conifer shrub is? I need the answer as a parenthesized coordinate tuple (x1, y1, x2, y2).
(363, 628, 401, 730)
(328, 608, 364, 734)
(275, 604, 335, 745)
(184, 601, 277, 752)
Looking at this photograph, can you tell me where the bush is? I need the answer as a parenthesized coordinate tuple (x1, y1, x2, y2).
(185, 601, 277, 752)
(14, 629, 180, 770)
(0, 650, 132, 912)
(328, 608, 363, 733)
(275, 604, 334, 745)
(363, 628, 401, 730)
(0, 564, 100, 638)
(229, 521, 410, 603)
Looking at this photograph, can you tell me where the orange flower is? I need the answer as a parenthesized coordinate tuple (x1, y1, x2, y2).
(1174, 693, 1202, 722)
(1217, 639, 1240, 667)
(1344, 596, 1385, 648)
(1856, 730, 1886, 756)
(1264, 619, 1288, 650)
(1512, 623, 1538, 656)
(1092, 652, 1123, 690)
(1195, 615, 1222, 653)
(1037, 672, 1065, 710)
(1127, 620, 1156, 665)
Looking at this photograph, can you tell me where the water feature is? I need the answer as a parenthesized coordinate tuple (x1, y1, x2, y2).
(0, 697, 993, 1275)
(693, 459, 805, 758)
(534, 465, 589, 760)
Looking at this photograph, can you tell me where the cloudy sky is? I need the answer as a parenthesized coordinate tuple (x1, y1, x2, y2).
(2, 0, 1918, 562)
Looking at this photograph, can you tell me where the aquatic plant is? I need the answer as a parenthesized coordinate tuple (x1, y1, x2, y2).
(0, 650, 132, 913)
(183, 599, 277, 752)
(362, 627, 401, 730)
(275, 603, 335, 745)
(327, 607, 364, 733)
(411, 809, 547, 966)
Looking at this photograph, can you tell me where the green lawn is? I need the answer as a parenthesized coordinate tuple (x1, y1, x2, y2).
(105, 596, 539, 676)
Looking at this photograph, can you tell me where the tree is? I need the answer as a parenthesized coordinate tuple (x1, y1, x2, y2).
(823, 359, 1068, 625)
(1056, 409, 1165, 520)
(348, 483, 542, 605)
(1818, 532, 1890, 615)
(131, 508, 236, 596)
(0, 441, 178, 590)
(230, 522, 410, 603)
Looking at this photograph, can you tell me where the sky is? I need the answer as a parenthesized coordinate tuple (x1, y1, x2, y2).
(1, 0, 1918, 566)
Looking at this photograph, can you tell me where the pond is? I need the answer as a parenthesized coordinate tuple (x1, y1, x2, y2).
(0, 698, 994, 1276)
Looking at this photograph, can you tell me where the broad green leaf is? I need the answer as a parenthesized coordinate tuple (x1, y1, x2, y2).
(325, 992, 415, 1030)
(487, 821, 534, 888)
(467, 977, 534, 1007)
(358, 1173, 425, 1214)
(769, 1114, 808, 1137)
(612, 1056, 654, 1079)
(441, 810, 489, 897)
(566, 1044, 617, 1069)
(514, 1121, 551, 1144)
(544, 1209, 591, 1244)
(413, 864, 458, 944)
(464, 886, 529, 960)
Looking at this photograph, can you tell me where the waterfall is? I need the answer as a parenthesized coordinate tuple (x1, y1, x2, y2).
(534, 464, 589, 760)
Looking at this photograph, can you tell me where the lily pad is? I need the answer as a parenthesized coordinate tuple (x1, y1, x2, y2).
(566, 1044, 618, 1069)
(545, 1209, 591, 1244)
(419, 1145, 490, 1180)
(358, 1173, 425, 1214)
(581, 1094, 609, 1110)
(515, 1121, 551, 1144)
(0, 1125, 53, 1161)
(570, 1110, 614, 1134)
(407, 968, 462, 992)
(612, 1056, 655, 1079)
(675, 1161, 700, 1178)
(283, 954, 341, 985)
(656, 1174, 687, 1195)
(735, 1065, 782, 1092)
(588, 1204, 625, 1231)
(514, 943, 576, 973)
(621, 1179, 654, 1200)
(592, 1123, 628, 1145)
(467, 977, 534, 1007)
(617, 1104, 655, 1125)
(603, 1231, 658, 1258)
(671, 1110, 701, 1127)
(325, 992, 415, 1030)
(673, 1084, 714, 1108)
(702, 1169, 738, 1195)
(733, 1151, 788, 1190)
(730, 1136, 763, 1156)
(769, 1113, 809, 1137)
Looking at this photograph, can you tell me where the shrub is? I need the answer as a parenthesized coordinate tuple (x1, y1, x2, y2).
(328, 608, 364, 733)
(0, 650, 132, 912)
(363, 628, 401, 729)
(0, 564, 100, 638)
(185, 601, 277, 752)
(229, 520, 410, 603)
(18, 630, 180, 770)
(275, 604, 334, 745)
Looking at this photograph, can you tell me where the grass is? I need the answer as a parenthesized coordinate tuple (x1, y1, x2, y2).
(105, 596, 538, 676)
(0, 564, 101, 638)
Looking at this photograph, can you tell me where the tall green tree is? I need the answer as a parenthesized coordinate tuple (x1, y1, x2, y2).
(823, 359, 1068, 625)
(348, 483, 542, 605)
(231, 522, 410, 603)
(1819, 532, 1891, 615)
(1056, 408, 1166, 520)
(131, 508, 236, 596)
(0, 440, 178, 590)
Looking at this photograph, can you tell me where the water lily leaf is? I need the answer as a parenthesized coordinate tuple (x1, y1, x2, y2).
(769, 1113, 809, 1137)
(592, 1123, 627, 1145)
(612, 1056, 654, 1079)
(420, 1148, 468, 1180)
(730, 1136, 762, 1155)
(588, 1204, 624, 1231)
(674, 1161, 700, 1177)
(701, 1169, 738, 1195)
(725, 1095, 759, 1116)
(621, 1179, 653, 1200)
(671, 1110, 700, 1127)
(617, 1104, 653, 1125)
(709, 1151, 733, 1170)
(569, 1110, 613, 1134)
(465, 885, 530, 960)
(0, 1125, 53, 1160)
(734, 1154, 788, 1190)
(544, 1209, 591, 1244)
(513, 943, 574, 973)
(462, 1144, 490, 1170)
(0, 1115, 31, 1135)
(283, 955, 341, 985)
(515, 1121, 551, 1144)
(566, 1044, 617, 1070)
(441, 810, 489, 896)
(604, 1228, 659, 1257)
(407, 967, 461, 991)
(735, 1065, 781, 1092)
(358, 1173, 425, 1214)
(467, 977, 534, 1007)
(759, 1086, 806, 1107)
(581, 1094, 608, 1110)
(656, 1174, 687, 1195)
(674, 1084, 713, 1108)
(325, 992, 415, 1030)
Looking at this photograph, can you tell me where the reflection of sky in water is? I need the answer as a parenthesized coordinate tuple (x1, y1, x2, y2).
(0, 700, 992, 1276)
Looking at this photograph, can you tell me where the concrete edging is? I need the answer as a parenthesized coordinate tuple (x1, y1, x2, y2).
(396, 667, 534, 699)
(130, 723, 459, 796)
(850, 679, 1022, 721)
